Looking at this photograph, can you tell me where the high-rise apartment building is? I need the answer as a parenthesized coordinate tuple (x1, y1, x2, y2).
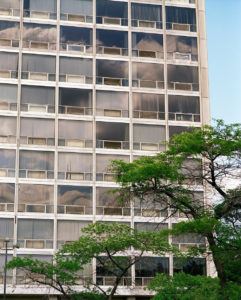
(0, 0, 210, 298)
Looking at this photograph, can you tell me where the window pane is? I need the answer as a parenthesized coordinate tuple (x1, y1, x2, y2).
(0, 116, 16, 143)
(0, 218, 14, 242)
(0, 150, 15, 177)
(97, 0, 128, 25)
(0, 183, 15, 212)
(174, 258, 206, 275)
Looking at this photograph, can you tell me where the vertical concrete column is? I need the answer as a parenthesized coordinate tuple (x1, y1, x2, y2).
(197, 0, 210, 125)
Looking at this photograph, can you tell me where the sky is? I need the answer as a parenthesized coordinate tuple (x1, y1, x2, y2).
(206, 0, 241, 124)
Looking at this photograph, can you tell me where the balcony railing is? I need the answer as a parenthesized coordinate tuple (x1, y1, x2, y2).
(134, 207, 168, 218)
(97, 16, 128, 26)
(0, 7, 20, 17)
(18, 239, 53, 249)
(166, 22, 197, 32)
(0, 135, 16, 144)
(167, 52, 198, 62)
(133, 142, 165, 152)
(97, 46, 128, 56)
(58, 139, 93, 148)
(169, 112, 200, 122)
(58, 171, 92, 181)
(132, 79, 164, 89)
(132, 19, 162, 29)
(166, 0, 195, 4)
(132, 49, 164, 59)
(135, 277, 153, 286)
(168, 81, 199, 92)
(96, 108, 129, 118)
(61, 13, 93, 23)
(60, 43, 92, 54)
(0, 202, 14, 212)
(133, 110, 165, 120)
(0, 38, 19, 48)
(59, 74, 92, 84)
(21, 103, 55, 113)
(20, 136, 55, 146)
(0, 168, 15, 178)
(22, 40, 56, 51)
(96, 206, 131, 216)
(57, 205, 92, 215)
(19, 169, 54, 179)
(173, 243, 205, 252)
(23, 9, 57, 20)
(0, 70, 18, 79)
(96, 76, 129, 87)
(96, 140, 129, 150)
(96, 172, 116, 182)
(96, 276, 131, 286)
(21, 71, 56, 82)
(59, 105, 92, 116)
(18, 204, 54, 213)
(0, 102, 17, 111)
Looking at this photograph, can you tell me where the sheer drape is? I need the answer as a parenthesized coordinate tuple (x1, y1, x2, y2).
(96, 155, 128, 173)
(24, 0, 57, 12)
(19, 151, 54, 170)
(132, 63, 164, 81)
(96, 91, 128, 110)
(58, 120, 92, 139)
(21, 86, 55, 105)
(0, 183, 15, 203)
(0, 219, 14, 238)
(18, 220, 53, 239)
(59, 57, 92, 76)
(168, 95, 200, 113)
(0, 117, 16, 136)
(0, 150, 15, 168)
(133, 93, 165, 112)
(133, 125, 166, 143)
(22, 54, 56, 73)
(61, 0, 93, 16)
(58, 153, 92, 172)
(57, 221, 89, 241)
(168, 65, 199, 83)
(131, 3, 162, 21)
(20, 118, 55, 138)
(0, 84, 17, 102)
(166, 6, 196, 25)
(2, 0, 20, 9)
(0, 52, 19, 71)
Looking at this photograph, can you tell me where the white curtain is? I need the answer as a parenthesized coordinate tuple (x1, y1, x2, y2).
(58, 153, 92, 172)
(59, 57, 92, 76)
(0, 84, 17, 102)
(131, 3, 161, 21)
(133, 93, 165, 112)
(0, 219, 14, 238)
(0, 52, 18, 71)
(0, 149, 15, 168)
(21, 118, 55, 138)
(168, 95, 200, 113)
(57, 221, 90, 240)
(58, 120, 92, 139)
(17, 219, 53, 239)
(96, 91, 128, 110)
(133, 125, 166, 143)
(61, 0, 92, 15)
(21, 86, 55, 105)
(28, 0, 57, 12)
(0, 117, 16, 136)
(22, 54, 56, 73)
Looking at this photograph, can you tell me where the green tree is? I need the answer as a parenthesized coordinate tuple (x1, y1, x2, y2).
(8, 222, 171, 300)
(112, 120, 241, 297)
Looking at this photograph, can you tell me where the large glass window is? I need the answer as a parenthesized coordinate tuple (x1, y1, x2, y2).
(21, 85, 55, 113)
(20, 118, 55, 146)
(23, 23, 57, 51)
(57, 220, 90, 247)
(0, 21, 19, 48)
(96, 60, 128, 86)
(23, 0, 57, 20)
(57, 185, 92, 215)
(96, 187, 130, 216)
(167, 65, 199, 91)
(131, 4, 162, 29)
(58, 120, 93, 148)
(0, 183, 15, 212)
(17, 219, 53, 249)
(132, 32, 163, 59)
(59, 88, 92, 116)
(0, 219, 14, 246)
(167, 35, 198, 62)
(19, 150, 54, 179)
(0, 52, 18, 79)
(0, 0, 20, 16)
(22, 54, 56, 81)
(58, 153, 92, 181)
(174, 258, 206, 275)
(0, 116, 16, 144)
(135, 257, 169, 286)
(133, 93, 165, 120)
(59, 57, 92, 84)
(96, 154, 129, 182)
(96, 29, 128, 56)
(18, 184, 54, 213)
(168, 95, 200, 122)
(0, 84, 17, 111)
(166, 6, 196, 32)
(0, 254, 13, 284)
(0, 149, 15, 178)
(96, 122, 129, 150)
(96, 0, 128, 26)
(133, 124, 166, 151)
(60, 26, 92, 54)
(132, 63, 164, 89)
(60, 0, 93, 23)
(96, 91, 129, 118)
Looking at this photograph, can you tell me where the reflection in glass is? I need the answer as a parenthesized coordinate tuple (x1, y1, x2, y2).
(0, 219, 14, 245)
(96, 91, 129, 117)
(167, 35, 198, 61)
(58, 120, 93, 148)
(168, 95, 200, 122)
(20, 118, 55, 146)
(131, 3, 162, 29)
(133, 93, 165, 120)
(19, 151, 54, 179)
(0, 183, 14, 212)
(0, 0, 20, 16)
(23, 0, 57, 19)
(0, 117, 16, 143)
(0, 149, 15, 178)
(0, 52, 18, 79)
(132, 62, 164, 89)
(17, 219, 53, 249)
(96, 122, 129, 149)
(174, 258, 206, 275)
(166, 6, 196, 32)
(59, 88, 92, 115)
(21, 85, 55, 113)
(96, 60, 128, 86)
(57, 186, 92, 215)
(0, 84, 17, 111)
(58, 153, 92, 181)
(169, 126, 191, 138)
(0, 21, 19, 47)
(18, 184, 54, 213)
(60, 0, 93, 22)
(23, 23, 57, 50)
(132, 32, 163, 58)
